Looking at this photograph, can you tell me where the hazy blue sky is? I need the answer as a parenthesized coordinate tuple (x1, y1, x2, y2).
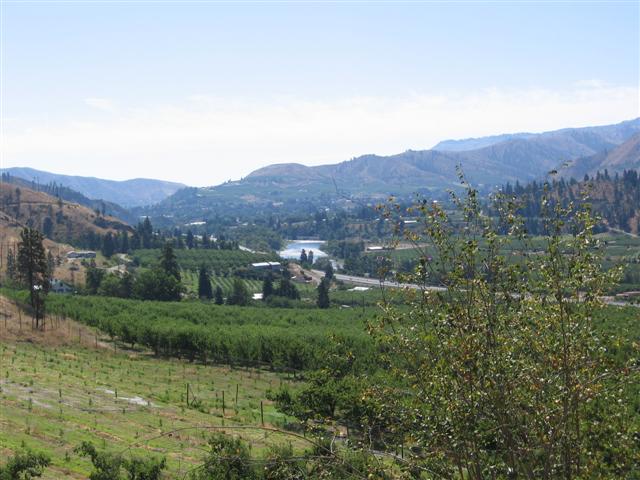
(2, 1, 639, 186)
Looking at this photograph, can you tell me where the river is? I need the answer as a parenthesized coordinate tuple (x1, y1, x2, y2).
(279, 240, 327, 260)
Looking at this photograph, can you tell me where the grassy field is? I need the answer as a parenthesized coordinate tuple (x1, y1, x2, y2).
(0, 297, 308, 479)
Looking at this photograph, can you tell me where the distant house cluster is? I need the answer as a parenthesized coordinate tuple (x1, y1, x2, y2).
(66, 250, 96, 259)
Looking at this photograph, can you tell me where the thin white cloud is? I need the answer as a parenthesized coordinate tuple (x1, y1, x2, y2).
(84, 98, 115, 112)
(4, 84, 639, 187)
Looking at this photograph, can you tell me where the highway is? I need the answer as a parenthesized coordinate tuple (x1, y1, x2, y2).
(311, 270, 445, 292)
(310, 270, 639, 308)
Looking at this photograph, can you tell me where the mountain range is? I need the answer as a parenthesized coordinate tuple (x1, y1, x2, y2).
(242, 117, 640, 195)
(558, 132, 640, 179)
(0, 167, 185, 208)
(3, 118, 638, 223)
(144, 117, 640, 221)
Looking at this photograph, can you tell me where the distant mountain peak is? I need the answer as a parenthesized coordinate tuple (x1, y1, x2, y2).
(433, 132, 535, 152)
(0, 167, 186, 208)
(433, 117, 640, 152)
(558, 133, 640, 179)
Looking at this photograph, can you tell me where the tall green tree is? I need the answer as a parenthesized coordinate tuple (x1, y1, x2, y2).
(227, 278, 250, 306)
(120, 231, 129, 253)
(261, 273, 274, 300)
(140, 217, 153, 249)
(101, 232, 115, 258)
(134, 269, 181, 302)
(369, 179, 638, 478)
(6, 247, 17, 282)
(276, 275, 299, 300)
(197, 265, 213, 299)
(85, 266, 105, 295)
(159, 242, 181, 281)
(214, 285, 224, 305)
(17, 228, 51, 329)
(316, 278, 330, 309)
(42, 216, 54, 238)
(324, 261, 334, 280)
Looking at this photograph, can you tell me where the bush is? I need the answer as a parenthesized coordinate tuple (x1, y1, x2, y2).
(0, 449, 50, 480)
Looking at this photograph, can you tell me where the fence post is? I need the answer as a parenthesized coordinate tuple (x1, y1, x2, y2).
(260, 401, 264, 426)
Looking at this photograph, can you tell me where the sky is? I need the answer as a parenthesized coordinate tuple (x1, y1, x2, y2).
(1, 1, 639, 187)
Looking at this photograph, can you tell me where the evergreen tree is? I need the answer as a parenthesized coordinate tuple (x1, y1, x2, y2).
(102, 232, 115, 258)
(120, 231, 129, 253)
(186, 230, 194, 249)
(324, 261, 334, 280)
(46, 251, 55, 277)
(119, 272, 134, 298)
(159, 242, 180, 281)
(6, 247, 16, 282)
(214, 286, 224, 305)
(140, 217, 153, 248)
(17, 228, 50, 329)
(130, 231, 141, 250)
(202, 232, 211, 249)
(42, 217, 54, 238)
(14, 188, 21, 218)
(276, 275, 300, 300)
(85, 267, 105, 295)
(227, 278, 250, 306)
(198, 265, 213, 299)
(262, 273, 274, 300)
(316, 278, 330, 309)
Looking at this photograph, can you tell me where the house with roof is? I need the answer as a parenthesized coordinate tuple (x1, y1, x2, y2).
(50, 278, 74, 294)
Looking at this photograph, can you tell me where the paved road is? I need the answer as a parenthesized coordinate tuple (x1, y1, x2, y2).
(311, 270, 445, 292)
(312, 270, 639, 308)
(608, 227, 639, 239)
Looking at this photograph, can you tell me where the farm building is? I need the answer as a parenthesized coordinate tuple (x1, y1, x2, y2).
(51, 278, 74, 294)
(250, 261, 283, 272)
(67, 250, 96, 259)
